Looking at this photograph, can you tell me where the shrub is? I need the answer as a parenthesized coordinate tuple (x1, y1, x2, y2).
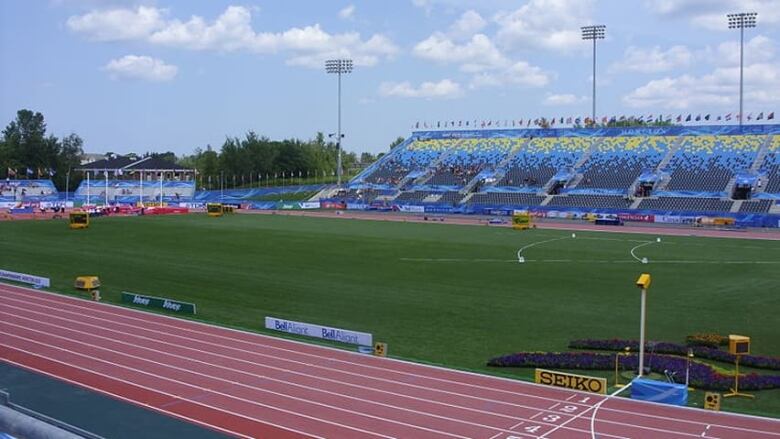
(487, 351, 780, 391)
(567, 339, 780, 371)
(686, 333, 728, 348)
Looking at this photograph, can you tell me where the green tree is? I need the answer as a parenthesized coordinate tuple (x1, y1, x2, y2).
(389, 136, 405, 150)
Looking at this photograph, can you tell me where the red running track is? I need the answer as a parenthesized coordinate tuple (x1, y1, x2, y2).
(0, 283, 778, 439)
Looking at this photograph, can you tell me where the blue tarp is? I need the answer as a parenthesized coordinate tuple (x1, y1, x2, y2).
(631, 378, 688, 406)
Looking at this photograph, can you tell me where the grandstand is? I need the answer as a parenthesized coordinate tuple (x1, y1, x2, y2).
(75, 155, 195, 203)
(347, 125, 780, 219)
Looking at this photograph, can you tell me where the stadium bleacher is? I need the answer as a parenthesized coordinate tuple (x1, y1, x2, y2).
(578, 137, 669, 189)
(347, 126, 780, 218)
(498, 137, 590, 188)
(664, 135, 763, 192)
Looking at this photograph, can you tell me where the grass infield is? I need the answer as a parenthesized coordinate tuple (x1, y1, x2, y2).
(2, 213, 779, 417)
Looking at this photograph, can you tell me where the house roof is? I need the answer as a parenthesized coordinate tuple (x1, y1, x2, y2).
(76, 155, 192, 172)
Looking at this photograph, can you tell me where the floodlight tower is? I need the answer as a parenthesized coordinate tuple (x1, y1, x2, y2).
(581, 25, 606, 124)
(325, 59, 353, 186)
(728, 12, 757, 127)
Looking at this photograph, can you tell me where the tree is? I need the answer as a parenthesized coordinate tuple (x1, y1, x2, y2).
(2, 109, 82, 188)
(389, 136, 405, 150)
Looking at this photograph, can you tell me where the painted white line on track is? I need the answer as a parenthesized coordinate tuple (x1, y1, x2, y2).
(3, 283, 779, 438)
(0, 318, 540, 439)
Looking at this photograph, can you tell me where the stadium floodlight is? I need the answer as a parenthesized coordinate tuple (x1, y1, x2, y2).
(727, 12, 757, 127)
(325, 59, 353, 186)
(581, 25, 606, 125)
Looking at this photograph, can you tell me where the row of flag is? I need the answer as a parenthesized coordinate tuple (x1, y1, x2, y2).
(414, 112, 776, 130)
(203, 170, 336, 183)
(6, 167, 56, 178)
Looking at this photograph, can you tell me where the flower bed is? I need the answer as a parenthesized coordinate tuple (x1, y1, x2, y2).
(567, 339, 780, 371)
(487, 352, 780, 391)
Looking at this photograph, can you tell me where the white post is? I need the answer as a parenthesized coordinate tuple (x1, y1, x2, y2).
(86, 172, 90, 205)
(104, 169, 109, 206)
(159, 171, 163, 204)
(638, 288, 647, 377)
(139, 171, 143, 206)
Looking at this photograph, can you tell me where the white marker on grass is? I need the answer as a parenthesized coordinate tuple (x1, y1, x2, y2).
(657, 237, 661, 242)
(572, 233, 576, 238)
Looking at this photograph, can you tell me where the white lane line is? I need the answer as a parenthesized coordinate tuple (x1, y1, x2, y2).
(0, 333, 417, 439)
(629, 241, 655, 263)
(0, 318, 530, 439)
(0, 344, 321, 439)
(0, 357, 256, 439)
(4, 284, 780, 437)
(540, 383, 632, 439)
(0, 305, 628, 439)
(517, 236, 572, 262)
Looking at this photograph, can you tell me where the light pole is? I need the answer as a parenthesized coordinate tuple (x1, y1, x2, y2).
(685, 348, 694, 388)
(325, 59, 353, 186)
(581, 25, 606, 125)
(728, 12, 757, 127)
(635, 273, 652, 377)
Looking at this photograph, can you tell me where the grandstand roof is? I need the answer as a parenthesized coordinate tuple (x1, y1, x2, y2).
(76, 155, 192, 172)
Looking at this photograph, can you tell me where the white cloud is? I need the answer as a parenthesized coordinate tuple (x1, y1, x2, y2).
(68, 6, 398, 68)
(623, 62, 780, 109)
(103, 55, 178, 82)
(449, 10, 487, 39)
(644, 0, 780, 30)
(470, 61, 551, 88)
(610, 45, 693, 73)
(494, 0, 594, 52)
(339, 5, 355, 20)
(66, 5, 165, 41)
(413, 33, 508, 72)
(379, 79, 463, 99)
(543, 93, 587, 106)
(710, 35, 775, 66)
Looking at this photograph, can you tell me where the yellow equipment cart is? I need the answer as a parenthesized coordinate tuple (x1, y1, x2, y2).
(206, 203, 224, 217)
(512, 211, 533, 230)
(69, 210, 89, 229)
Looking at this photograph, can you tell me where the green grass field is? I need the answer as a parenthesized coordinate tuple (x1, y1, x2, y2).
(2, 213, 779, 417)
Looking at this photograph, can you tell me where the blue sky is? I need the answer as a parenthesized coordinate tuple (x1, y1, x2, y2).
(1, 0, 779, 155)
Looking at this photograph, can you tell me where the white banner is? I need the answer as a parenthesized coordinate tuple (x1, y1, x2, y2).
(0, 269, 50, 288)
(397, 205, 424, 213)
(300, 201, 320, 209)
(265, 316, 372, 346)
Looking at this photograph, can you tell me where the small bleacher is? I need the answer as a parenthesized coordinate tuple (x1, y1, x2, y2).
(0, 180, 58, 202)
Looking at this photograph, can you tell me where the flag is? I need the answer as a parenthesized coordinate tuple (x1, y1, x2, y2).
(695, 114, 701, 121)
(685, 114, 692, 122)
(676, 115, 682, 122)
(560, 117, 564, 124)
(116, 168, 123, 176)
(7, 168, 15, 177)
(638, 115, 644, 123)
(757, 112, 764, 120)
(602, 116, 608, 124)
(717, 115, 722, 121)
(725, 113, 732, 121)
(26, 168, 33, 176)
(769, 112, 775, 120)
(526, 119, 531, 127)
(705, 114, 711, 121)
(747, 113, 753, 121)
(574, 117, 581, 124)
(49, 168, 56, 176)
